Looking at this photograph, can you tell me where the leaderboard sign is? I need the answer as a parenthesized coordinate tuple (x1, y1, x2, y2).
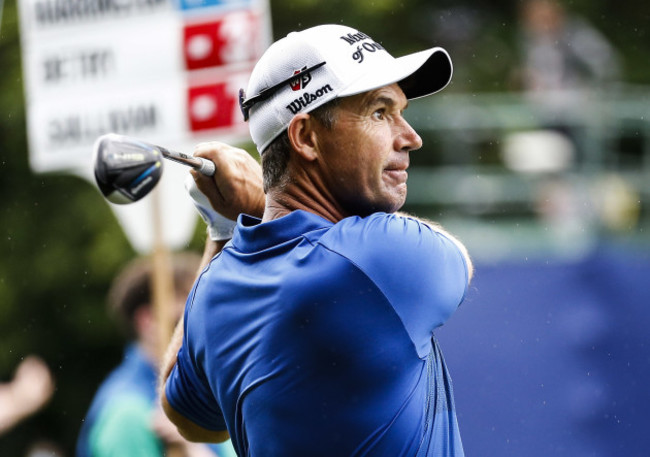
(19, 0, 271, 175)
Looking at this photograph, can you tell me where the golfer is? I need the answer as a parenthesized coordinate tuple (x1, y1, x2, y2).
(161, 23, 473, 457)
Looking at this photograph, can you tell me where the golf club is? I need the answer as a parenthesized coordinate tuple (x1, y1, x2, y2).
(93, 133, 215, 204)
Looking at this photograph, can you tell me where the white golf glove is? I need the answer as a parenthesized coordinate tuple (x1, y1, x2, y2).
(184, 174, 237, 241)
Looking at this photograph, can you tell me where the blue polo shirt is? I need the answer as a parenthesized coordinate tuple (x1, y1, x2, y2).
(167, 210, 469, 456)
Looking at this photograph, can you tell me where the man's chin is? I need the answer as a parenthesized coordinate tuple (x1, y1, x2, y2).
(377, 191, 408, 215)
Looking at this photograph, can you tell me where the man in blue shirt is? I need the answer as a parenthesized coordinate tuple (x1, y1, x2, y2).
(161, 24, 473, 456)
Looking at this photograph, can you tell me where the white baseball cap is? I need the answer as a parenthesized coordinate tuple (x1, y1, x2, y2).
(239, 24, 453, 153)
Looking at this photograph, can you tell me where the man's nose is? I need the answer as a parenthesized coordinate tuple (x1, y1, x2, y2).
(396, 117, 423, 152)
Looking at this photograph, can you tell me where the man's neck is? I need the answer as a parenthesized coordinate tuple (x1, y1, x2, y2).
(262, 185, 346, 224)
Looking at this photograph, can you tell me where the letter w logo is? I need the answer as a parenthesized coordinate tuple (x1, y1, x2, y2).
(290, 67, 312, 92)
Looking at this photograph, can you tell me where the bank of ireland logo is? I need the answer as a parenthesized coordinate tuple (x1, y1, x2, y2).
(289, 66, 312, 91)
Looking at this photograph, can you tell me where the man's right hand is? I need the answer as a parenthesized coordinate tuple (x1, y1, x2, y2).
(190, 142, 265, 221)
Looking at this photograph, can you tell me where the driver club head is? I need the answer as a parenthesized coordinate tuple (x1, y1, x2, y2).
(93, 134, 164, 204)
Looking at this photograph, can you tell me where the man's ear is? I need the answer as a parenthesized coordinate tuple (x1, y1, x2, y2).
(287, 113, 318, 161)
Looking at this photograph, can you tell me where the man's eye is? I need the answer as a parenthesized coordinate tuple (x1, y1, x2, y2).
(372, 109, 385, 120)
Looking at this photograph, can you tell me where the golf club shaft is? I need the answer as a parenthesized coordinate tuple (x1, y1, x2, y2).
(159, 147, 216, 176)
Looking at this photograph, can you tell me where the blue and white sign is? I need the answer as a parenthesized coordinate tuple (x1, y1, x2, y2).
(18, 0, 272, 252)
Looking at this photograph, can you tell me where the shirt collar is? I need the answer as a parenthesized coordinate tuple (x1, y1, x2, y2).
(232, 210, 333, 252)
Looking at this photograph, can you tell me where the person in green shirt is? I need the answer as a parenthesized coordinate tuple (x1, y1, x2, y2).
(76, 252, 236, 457)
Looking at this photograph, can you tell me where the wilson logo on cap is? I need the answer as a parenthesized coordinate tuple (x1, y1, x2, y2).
(286, 84, 334, 115)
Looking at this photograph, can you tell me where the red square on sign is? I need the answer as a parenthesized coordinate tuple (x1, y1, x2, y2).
(184, 21, 221, 70)
(183, 12, 260, 71)
(187, 83, 237, 131)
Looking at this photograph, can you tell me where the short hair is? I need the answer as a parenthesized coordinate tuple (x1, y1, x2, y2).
(262, 97, 341, 192)
(108, 252, 201, 340)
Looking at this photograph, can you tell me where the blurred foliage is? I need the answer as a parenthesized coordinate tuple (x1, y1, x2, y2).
(0, 0, 649, 454)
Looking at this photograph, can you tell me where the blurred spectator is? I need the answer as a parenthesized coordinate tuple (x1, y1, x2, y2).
(515, 0, 622, 153)
(594, 173, 641, 233)
(506, 0, 624, 216)
(76, 252, 236, 457)
(534, 172, 596, 251)
(517, 0, 621, 97)
(0, 355, 55, 435)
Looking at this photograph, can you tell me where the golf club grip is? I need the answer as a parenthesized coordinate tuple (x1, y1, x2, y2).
(159, 147, 216, 176)
(196, 157, 216, 176)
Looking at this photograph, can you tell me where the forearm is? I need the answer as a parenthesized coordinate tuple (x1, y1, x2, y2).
(159, 322, 229, 444)
(158, 236, 231, 443)
(159, 142, 261, 442)
(159, 315, 185, 395)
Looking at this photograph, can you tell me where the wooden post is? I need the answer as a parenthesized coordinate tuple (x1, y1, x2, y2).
(150, 186, 175, 359)
(150, 186, 184, 457)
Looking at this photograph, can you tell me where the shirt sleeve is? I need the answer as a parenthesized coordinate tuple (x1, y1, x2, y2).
(330, 213, 469, 358)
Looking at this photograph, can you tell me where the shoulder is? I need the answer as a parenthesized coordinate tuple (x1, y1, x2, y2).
(320, 211, 468, 280)
(323, 212, 460, 260)
(321, 212, 469, 308)
(336, 211, 437, 235)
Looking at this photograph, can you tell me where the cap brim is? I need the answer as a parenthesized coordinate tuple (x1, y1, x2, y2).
(338, 47, 452, 100)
